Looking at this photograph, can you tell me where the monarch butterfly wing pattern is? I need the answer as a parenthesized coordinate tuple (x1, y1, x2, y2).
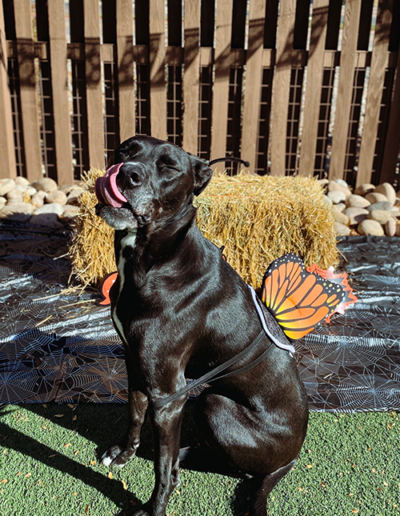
(261, 254, 345, 340)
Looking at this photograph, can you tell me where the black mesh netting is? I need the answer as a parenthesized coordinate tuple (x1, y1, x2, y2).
(1, 220, 399, 412)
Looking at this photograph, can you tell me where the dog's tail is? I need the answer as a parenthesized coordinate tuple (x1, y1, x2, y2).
(208, 157, 250, 168)
(249, 458, 297, 516)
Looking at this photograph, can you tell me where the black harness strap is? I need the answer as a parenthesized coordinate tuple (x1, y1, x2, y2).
(153, 330, 272, 409)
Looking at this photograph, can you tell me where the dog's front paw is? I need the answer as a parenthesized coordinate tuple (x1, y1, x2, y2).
(101, 444, 137, 467)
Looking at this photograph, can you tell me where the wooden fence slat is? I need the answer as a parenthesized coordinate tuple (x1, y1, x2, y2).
(241, 0, 266, 173)
(83, 0, 104, 170)
(116, 0, 135, 142)
(357, 0, 393, 187)
(0, 1, 16, 179)
(47, 0, 73, 185)
(298, 0, 330, 177)
(210, 0, 233, 162)
(149, 0, 167, 140)
(270, 0, 296, 176)
(13, 0, 42, 182)
(329, 0, 363, 180)
(380, 43, 400, 184)
(182, 0, 200, 155)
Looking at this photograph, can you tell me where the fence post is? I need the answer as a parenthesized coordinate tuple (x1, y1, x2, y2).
(329, 0, 362, 181)
(149, 0, 167, 140)
(210, 0, 233, 162)
(298, 0, 330, 177)
(0, 1, 16, 179)
(83, 0, 104, 171)
(241, 0, 266, 174)
(357, 0, 393, 187)
(116, 0, 135, 143)
(47, 0, 74, 185)
(183, 0, 200, 155)
(13, 0, 42, 182)
(270, 0, 296, 176)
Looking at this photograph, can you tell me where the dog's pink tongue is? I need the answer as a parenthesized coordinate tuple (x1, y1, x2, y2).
(95, 163, 128, 208)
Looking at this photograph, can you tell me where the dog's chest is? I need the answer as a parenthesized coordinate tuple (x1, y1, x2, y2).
(112, 230, 137, 344)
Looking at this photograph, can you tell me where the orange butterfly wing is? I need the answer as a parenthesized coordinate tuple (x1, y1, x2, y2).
(261, 254, 345, 340)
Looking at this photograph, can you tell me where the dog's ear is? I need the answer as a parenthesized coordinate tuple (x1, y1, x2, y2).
(190, 156, 213, 196)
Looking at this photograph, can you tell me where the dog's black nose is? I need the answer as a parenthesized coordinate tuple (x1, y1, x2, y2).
(119, 162, 145, 187)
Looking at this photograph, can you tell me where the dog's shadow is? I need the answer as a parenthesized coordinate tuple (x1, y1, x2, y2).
(1, 401, 252, 515)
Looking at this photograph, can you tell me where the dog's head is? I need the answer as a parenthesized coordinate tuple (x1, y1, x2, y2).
(95, 136, 213, 231)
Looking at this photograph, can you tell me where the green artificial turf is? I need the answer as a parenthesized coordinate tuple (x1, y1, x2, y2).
(0, 402, 399, 516)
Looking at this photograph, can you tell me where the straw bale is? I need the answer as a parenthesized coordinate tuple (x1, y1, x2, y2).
(69, 170, 339, 289)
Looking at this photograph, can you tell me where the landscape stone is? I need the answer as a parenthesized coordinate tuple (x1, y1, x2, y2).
(14, 176, 30, 187)
(334, 222, 351, 236)
(323, 195, 333, 206)
(385, 218, 396, 237)
(367, 210, 396, 225)
(357, 219, 385, 236)
(25, 187, 37, 196)
(33, 177, 58, 193)
(332, 203, 346, 213)
(367, 201, 398, 213)
(365, 192, 388, 204)
(6, 188, 23, 200)
(60, 205, 80, 221)
(374, 183, 396, 204)
(0, 202, 34, 221)
(345, 194, 370, 209)
(354, 183, 375, 196)
(328, 180, 351, 197)
(67, 188, 85, 205)
(0, 179, 16, 196)
(343, 207, 369, 225)
(34, 203, 64, 216)
(59, 184, 76, 195)
(334, 179, 349, 188)
(31, 193, 45, 209)
(45, 190, 67, 205)
(333, 211, 349, 225)
(327, 190, 346, 204)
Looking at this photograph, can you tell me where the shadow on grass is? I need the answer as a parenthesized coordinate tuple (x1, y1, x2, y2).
(0, 402, 254, 515)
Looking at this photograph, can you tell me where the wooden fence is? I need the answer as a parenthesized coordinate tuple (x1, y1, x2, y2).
(0, 0, 399, 187)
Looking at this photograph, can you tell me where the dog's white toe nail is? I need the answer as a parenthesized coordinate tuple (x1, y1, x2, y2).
(101, 455, 113, 467)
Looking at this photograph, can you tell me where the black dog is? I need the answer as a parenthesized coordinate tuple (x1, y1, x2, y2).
(96, 135, 309, 516)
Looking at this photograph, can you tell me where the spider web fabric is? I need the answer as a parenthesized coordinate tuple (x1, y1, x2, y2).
(0, 222, 400, 412)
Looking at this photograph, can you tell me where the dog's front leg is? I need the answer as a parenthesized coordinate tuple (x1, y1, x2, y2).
(102, 359, 148, 467)
(134, 399, 186, 516)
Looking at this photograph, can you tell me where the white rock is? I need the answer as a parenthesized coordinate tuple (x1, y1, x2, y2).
(335, 179, 349, 188)
(25, 187, 37, 197)
(14, 176, 30, 187)
(357, 219, 385, 236)
(0, 197, 6, 206)
(0, 203, 34, 221)
(45, 190, 67, 205)
(6, 188, 23, 200)
(345, 194, 370, 209)
(327, 190, 346, 204)
(30, 213, 64, 228)
(59, 184, 76, 195)
(332, 203, 346, 213)
(60, 205, 80, 221)
(66, 188, 85, 205)
(385, 218, 396, 237)
(323, 195, 333, 206)
(367, 201, 397, 213)
(343, 207, 369, 225)
(31, 193, 45, 209)
(367, 210, 396, 225)
(0, 179, 16, 197)
(374, 183, 396, 205)
(328, 180, 351, 197)
(33, 177, 58, 193)
(334, 222, 351, 236)
(34, 203, 64, 216)
(365, 192, 388, 204)
(354, 183, 375, 196)
(334, 211, 349, 225)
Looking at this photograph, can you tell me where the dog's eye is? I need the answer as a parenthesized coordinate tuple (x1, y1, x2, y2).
(161, 165, 179, 174)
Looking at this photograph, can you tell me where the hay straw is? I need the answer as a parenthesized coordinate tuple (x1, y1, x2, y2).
(68, 170, 338, 289)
